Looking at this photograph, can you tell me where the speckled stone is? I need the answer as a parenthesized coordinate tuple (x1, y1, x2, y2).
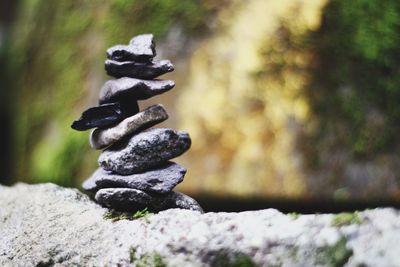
(98, 128, 191, 175)
(82, 162, 186, 194)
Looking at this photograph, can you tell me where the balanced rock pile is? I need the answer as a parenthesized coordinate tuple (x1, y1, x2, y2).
(71, 34, 203, 213)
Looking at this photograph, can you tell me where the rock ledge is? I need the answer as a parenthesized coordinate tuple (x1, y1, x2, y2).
(0, 183, 399, 266)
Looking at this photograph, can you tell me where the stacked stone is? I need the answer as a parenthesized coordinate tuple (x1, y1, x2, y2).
(71, 34, 203, 213)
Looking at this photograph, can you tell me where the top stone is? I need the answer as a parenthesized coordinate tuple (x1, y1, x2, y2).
(106, 34, 155, 62)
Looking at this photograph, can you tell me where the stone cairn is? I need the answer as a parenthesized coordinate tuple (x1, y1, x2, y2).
(71, 34, 203, 213)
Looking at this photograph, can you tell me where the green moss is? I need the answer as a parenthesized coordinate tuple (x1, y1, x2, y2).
(129, 247, 137, 263)
(318, 237, 353, 267)
(332, 212, 362, 227)
(288, 212, 300, 220)
(129, 248, 167, 267)
(212, 252, 259, 267)
(104, 0, 212, 42)
(307, 0, 400, 157)
(103, 208, 153, 222)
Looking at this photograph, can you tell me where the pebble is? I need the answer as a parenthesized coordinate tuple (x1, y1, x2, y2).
(90, 104, 168, 149)
(95, 187, 203, 212)
(82, 162, 186, 194)
(107, 34, 155, 62)
(99, 77, 174, 104)
(95, 188, 152, 211)
(71, 101, 139, 131)
(105, 59, 174, 79)
(98, 128, 191, 175)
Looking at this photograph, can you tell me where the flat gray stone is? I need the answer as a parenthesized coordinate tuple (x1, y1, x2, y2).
(95, 187, 203, 212)
(90, 104, 168, 149)
(105, 59, 174, 79)
(95, 188, 152, 211)
(107, 34, 155, 62)
(98, 128, 191, 175)
(99, 78, 175, 104)
(82, 161, 186, 194)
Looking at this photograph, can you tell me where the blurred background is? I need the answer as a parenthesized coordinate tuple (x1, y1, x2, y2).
(1, 0, 400, 212)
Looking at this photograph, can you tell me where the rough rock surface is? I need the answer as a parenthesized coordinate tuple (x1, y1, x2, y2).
(90, 104, 169, 149)
(1, 183, 399, 267)
(95, 188, 203, 212)
(105, 59, 174, 79)
(99, 128, 191, 174)
(107, 34, 155, 62)
(99, 77, 175, 104)
(83, 162, 186, 193)
(71, 101, 139, 131)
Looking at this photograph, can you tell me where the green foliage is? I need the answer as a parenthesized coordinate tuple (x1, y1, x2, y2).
(105, 0, 213, 43)
(332, 212, 362, 227)
(32, 132, 89, 186)
(309, 0, 400, 157)
(129, 247, 167, 267)
(318, 237, 353, 267)
(103, 208, 152, 222)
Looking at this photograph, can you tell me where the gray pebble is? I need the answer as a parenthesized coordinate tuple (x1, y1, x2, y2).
(98, 128, 191, 175)
(90, 104, 168, 149)
(106, 33, 155, 62)
(99, 78, 175, 104)
(95, 187, 203, 212)
(105, 59, 174, 79)
(82, 162, 186, 194)
(95, 188, 152, 211)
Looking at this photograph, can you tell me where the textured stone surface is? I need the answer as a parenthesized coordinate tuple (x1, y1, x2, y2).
(99, 77, 175, 104)
(95, 188, 152, 211)
(107, 34, 155, 62)
(1, 183, 400, 267)
(105, 59, 174, 79)
(95, 187, 203, 212)
(71, 101, 139, 131)
(90, 104, 168, 149)
(83, 162, 186, 193)
(158, 191, 204, 213)
(99, 128, 191, 175)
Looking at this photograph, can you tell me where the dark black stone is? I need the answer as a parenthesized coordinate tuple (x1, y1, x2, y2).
(71, 100, 139, 131)
(106, 34, 156, 62)
(99, 78, 175, 104)
(95, 188, 152, 211)
(105, 59, 174, 80)
(95, 187, 203, 212)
